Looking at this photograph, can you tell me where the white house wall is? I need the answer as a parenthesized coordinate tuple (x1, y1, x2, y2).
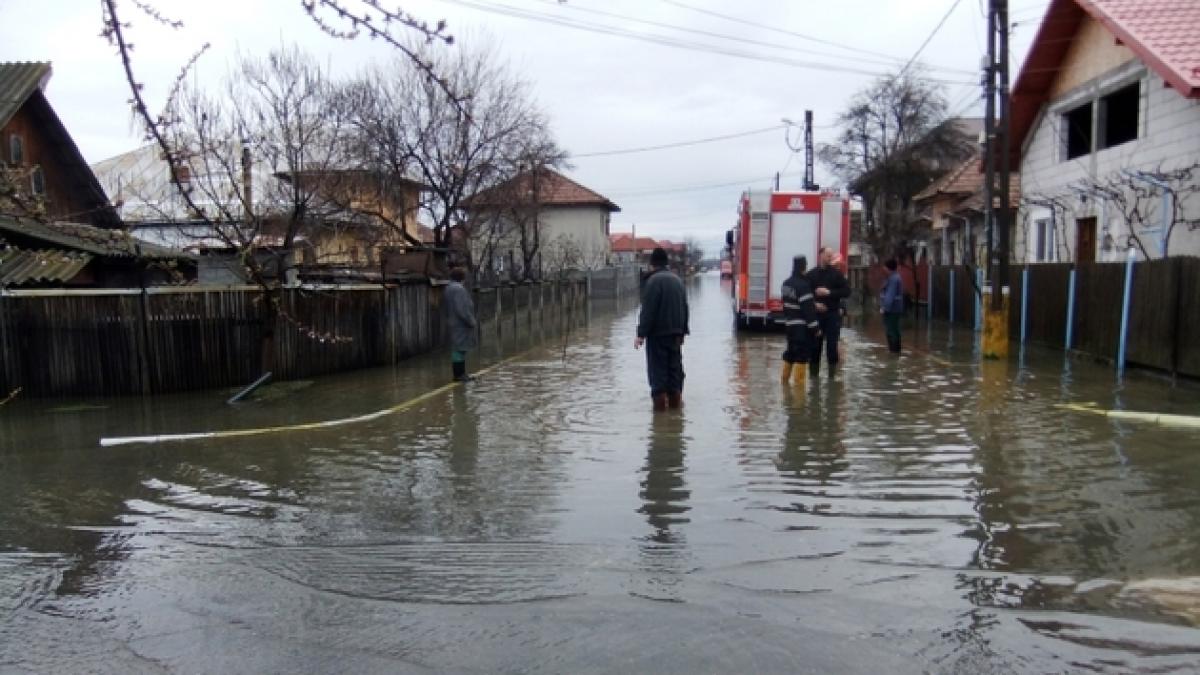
(537, 207, 612, 271)
(1018, 60, 1200, 262)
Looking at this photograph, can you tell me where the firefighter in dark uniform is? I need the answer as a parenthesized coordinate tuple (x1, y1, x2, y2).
(781, 255, 820, 386)
(806, 246, 850, 378)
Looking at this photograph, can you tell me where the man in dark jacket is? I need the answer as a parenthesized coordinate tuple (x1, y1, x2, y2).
(635, 247, 689, 411)
(444, 266, 478, 382)
(806, 246, 850, 378)
(781, 255, 820, 386)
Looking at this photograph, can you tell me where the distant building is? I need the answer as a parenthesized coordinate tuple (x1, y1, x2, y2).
(0, 62, 120, 229)
(913, 150, 1020, 267)
(462, 169, 619, 279)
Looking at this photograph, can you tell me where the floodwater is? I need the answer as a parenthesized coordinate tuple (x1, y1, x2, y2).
(2, 274, 1200, 674)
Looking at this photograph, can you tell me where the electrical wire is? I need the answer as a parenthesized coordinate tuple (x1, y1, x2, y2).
(897, 0, 967, 79)
(573, 124, 782, 158)
(434, 0, 977, 85)
(536, 0, 976, 76)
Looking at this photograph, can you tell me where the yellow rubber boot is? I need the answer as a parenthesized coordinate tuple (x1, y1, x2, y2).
(780, 360, 793, 384)
(791, 362, 807, 387)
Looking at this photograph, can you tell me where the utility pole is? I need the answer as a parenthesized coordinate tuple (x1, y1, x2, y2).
(981, 0, 1012, 358)
(803, 110, 817, 191)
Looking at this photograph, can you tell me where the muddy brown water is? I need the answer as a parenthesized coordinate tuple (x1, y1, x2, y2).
(2, 274, 1199, 673)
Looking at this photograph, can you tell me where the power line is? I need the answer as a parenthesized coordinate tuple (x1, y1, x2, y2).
(660, 0, 934, 67)
(434, 0, 976, 85)
(898, 0, 967, 79)
(574, 124, 783, 158)
(609, 171, 805, 198)
(536, 0, 976, 76)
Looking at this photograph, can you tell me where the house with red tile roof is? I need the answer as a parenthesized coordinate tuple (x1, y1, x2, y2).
(609, 233, 660, 266)
(914, 148, 1020, 267)
(1012, 0, 1200, 262)
(462, 168, 619, 279)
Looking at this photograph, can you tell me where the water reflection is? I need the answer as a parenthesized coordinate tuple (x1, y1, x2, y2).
(777, 382, 849, 490)
(638, 410, 690, 540)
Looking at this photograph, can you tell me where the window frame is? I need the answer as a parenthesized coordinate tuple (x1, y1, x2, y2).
(30, 166, 45, 197)
(1098, 81, 1140, 150)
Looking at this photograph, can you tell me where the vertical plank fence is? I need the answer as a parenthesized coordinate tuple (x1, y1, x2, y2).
(0, 279, 585, 397)
(923, 257, 1200, 378)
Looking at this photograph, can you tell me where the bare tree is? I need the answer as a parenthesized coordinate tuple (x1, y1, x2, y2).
(0, 167, 45, 221)
(348, 39, 564, 259)
(1071, 162, 1200, 259)
(683, 237, 704, 267)
(820, 69, 974, 259)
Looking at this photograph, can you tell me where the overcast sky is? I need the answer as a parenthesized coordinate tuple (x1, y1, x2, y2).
(3, 0, 1050, 257)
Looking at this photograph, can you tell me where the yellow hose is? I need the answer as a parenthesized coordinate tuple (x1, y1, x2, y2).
(1057, 403, 1200, 429)
(100, 354, 524, 447)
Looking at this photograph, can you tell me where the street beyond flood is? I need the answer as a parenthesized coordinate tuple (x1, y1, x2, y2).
(2, 273, 1200, 673)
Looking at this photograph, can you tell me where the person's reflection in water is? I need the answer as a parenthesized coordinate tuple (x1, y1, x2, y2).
(636, 409, 691, 600)
(777, 382, 849, 492)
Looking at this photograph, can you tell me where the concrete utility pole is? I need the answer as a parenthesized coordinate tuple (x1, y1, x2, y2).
(981, 0, 1012, 358)
(803, 110, 818, 191)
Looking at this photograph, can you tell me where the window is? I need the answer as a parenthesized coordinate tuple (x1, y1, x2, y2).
(8, 134, 23, 164)
(1064, 102, 1093, 160)
(30, 167, 45, 197)
(1100, 82, 1139, 149)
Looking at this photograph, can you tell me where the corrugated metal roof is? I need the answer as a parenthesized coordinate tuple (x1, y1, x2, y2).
(0, 215, 193, 260)
(0, 62, 52, 128)
(0, 244, 91, 286)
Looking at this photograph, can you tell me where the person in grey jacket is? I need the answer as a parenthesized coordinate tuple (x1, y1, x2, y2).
(445, 267, 478, 381)
(880, 258, 904, 354)
(635, 247, 689, 410)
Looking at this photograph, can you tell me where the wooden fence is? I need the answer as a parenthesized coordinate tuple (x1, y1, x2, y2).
(0, 280, 585, 397)
(919, 258, 1200, 378)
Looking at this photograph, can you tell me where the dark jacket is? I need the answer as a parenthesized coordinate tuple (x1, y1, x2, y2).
(444, 280, 478, 351)
(881, 271, 905, 314)
(806, 265, 850, 313)
(782, 273, 819, 331)
(637, 268, 689, 338)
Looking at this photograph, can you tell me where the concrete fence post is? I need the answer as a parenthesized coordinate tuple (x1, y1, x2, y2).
(1020, 266, 1030, 344)
(949, 268, 956, 324)
(1117, 246, 1136, 378)
(927, 263, 933, 321)
(1065, 267, 1076, 350)
(974, 267, 983, 332)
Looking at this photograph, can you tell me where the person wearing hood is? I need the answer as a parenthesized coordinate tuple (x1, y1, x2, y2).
(781, 255, 820, 386)
(635, 247, 690, 411)
(444, 266, 479, 382)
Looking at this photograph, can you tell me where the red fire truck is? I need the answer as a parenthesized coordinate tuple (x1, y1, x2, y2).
(727, 189, 850, 328)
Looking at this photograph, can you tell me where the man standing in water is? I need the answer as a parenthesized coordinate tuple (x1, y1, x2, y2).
(444, 266, 478, 382)
(880, 258, 905, 354)
(806, 246, 850, 378)
(635, 247, 689, 411)
(781, 255, 820, 386)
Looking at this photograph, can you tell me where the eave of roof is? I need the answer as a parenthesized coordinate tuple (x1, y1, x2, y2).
(0, 216, 192, 260)
(0, 62, 51, 128)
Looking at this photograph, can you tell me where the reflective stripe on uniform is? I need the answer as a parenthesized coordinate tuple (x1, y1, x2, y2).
(796, 293, 813, 302)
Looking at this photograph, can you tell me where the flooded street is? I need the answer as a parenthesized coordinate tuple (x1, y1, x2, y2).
(3, 274, 1200, 673)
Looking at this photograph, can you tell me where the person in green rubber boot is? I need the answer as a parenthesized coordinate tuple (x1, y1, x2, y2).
(444, 266, 478, 382)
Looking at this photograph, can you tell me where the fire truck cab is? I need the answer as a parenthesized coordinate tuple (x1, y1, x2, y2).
(728, 189, 849, 328)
